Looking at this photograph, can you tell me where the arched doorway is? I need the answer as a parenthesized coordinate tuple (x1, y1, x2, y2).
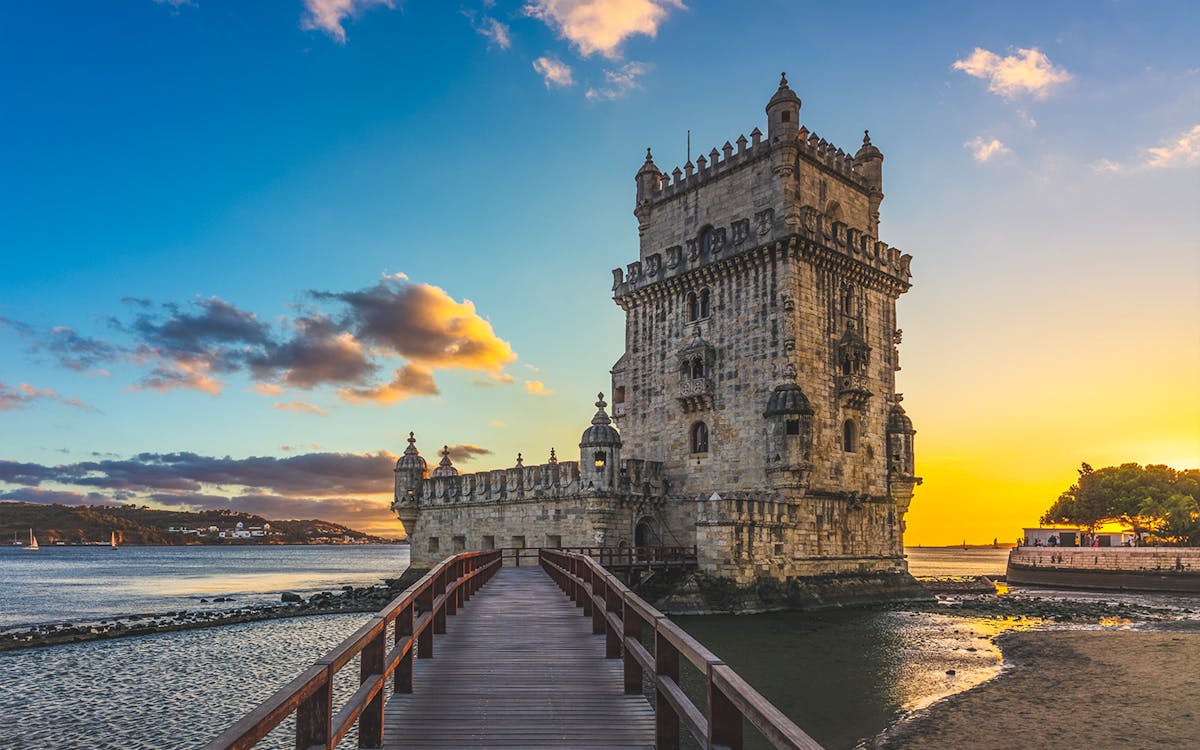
(634, 516, 657, 548)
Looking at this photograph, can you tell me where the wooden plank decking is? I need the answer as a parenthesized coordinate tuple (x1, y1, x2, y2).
(382, 565, 655, 749)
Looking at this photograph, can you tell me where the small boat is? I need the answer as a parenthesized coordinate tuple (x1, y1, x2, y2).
(111, 531, 119, 550)
(25, 529, 39, 551)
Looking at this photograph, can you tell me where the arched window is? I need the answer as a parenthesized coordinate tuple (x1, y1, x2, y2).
(699, 288, 711, 319)
(686, 291, 699, 322)
(842, 420, 857, 453)
(840, 284, 854, 316)
(690, 422, 709, 454)
(690, 358, 705, 379)
(699, 226, 713, 255)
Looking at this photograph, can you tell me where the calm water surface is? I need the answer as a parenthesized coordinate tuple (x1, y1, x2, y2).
(0, 544, 411, 627)
(1, 545, 1190, 749)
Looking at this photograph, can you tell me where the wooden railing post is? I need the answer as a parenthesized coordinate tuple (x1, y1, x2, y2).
(358, 622, 386, 748)
(295, 667, 332, 750)
(446, 560, 459, 617)
(604, 581, 622, 659)
(708, 672, 743, 750)
(622, 596, 643, 695)
(655, 629, 681, 750)
(395, 601, 414, 693)
(417, 582, 434, 659)
(591, 570, 605, 635)
(433, 568, 447, 635)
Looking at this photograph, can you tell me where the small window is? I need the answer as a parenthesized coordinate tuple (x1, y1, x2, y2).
(593, 451, 606, 470)
(511, 535, 526, 549)
(699, 288, 711, 319)
(481, 535, 495, 551)
(613, 386, 626, 404)
(700, 226, 713, 255)
(785, 419, 800, 435)
(841, 285, 855, 316)
(452, 535, 466, 552)
(781, 111, 791, 123)
(687, 291, 699, 321)
(690, 358, 705, 379)
(546, 534, 562, 548)
(842, 420, 857, 453)
(691, 421, 709, 453)
(428, 536, 440, 553)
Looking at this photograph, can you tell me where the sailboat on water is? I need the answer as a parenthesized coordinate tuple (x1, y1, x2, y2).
(25, 528, 39, 551)
(110, 531, 119, 550)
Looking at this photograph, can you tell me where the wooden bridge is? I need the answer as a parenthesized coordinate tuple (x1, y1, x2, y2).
(203, 548, 824, 750)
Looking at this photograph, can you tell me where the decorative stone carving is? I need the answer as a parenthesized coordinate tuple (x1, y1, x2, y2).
(731, 218, 750, 244)
(754, 208, 774, 236)
(685, 238, 700, 261)
(666, 245, 682, 269)
(611, 267, 624, 290)
(645, 253, 662, 277)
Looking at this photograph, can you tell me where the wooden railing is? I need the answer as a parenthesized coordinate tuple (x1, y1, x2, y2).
(202, 549, 502, 750)
(499, 545, 697, 568)
(540, 548, 825, 750)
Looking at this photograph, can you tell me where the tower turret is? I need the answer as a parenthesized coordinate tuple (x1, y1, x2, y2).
(763, 381, 815, 490)
(579, 393, 622, 493)
(431, 445, 459, 478)
(853, 130, 884, 233)
(886, 401, 916, 479)
(392, 432, 428, 532)
(765, 72, 801, 143)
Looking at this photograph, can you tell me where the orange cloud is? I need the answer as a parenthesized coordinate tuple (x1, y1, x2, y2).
(952, 47, 1071, 99)
(273, 400, 328, 415)
(525, 379, 552, 395)
(525, 0, 685, 59)
(340, 364, 439, 404)
(533, 56, 575, 88)
(301, 0, 394, 44)
(251, 383, 284, 396)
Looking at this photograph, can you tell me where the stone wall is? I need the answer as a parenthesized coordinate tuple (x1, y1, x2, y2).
(1009, 547, 1200, 573)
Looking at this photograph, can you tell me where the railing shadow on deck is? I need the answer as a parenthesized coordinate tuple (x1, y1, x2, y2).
(540, 548, 826, 750)
(201, 549, 502, 750)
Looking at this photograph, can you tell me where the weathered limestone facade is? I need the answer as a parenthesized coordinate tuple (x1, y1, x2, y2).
(395, 75, 920, 585)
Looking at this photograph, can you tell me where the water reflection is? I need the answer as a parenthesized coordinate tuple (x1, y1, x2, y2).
(674, 609, 1039, 750)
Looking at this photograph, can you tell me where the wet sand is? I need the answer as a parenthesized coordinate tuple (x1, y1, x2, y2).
(873, 630, 1200, 749)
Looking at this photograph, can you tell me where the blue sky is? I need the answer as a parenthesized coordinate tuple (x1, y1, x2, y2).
(1, 1, 1197, 540)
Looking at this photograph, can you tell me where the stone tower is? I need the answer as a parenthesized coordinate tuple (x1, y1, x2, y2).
(610, 73, 919, 582)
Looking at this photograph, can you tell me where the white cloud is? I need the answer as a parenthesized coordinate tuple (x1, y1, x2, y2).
(1090, 158, 1122, 174)
(476, 16, 512, 49)
(585, 61, 648, 100)
(533, 56, 575, 88)
(1145, 124, 1200, 169)
(524, 0, 685, 59)
(273, 401, 328, 415)
(301, 0, 395, 44)
(965, 136, 1010, 162)
(952, 47, 1071, 99)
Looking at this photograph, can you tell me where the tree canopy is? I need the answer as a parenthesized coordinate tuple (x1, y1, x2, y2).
(1041, 463, 1200, 546)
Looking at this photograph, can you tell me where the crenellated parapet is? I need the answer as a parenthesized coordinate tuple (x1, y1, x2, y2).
(612, 203, 911, 302)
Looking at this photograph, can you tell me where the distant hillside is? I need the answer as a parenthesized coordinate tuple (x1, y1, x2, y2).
(0, 502, 398, 545)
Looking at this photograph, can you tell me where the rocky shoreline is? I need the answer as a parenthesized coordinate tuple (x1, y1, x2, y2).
(0, 567, 430, 652)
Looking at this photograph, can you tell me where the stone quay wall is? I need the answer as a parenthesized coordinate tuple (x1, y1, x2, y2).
(1009, 547, 1200, 573)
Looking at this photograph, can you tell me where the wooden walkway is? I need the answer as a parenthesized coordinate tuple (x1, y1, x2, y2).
(382, 565, 655, 749)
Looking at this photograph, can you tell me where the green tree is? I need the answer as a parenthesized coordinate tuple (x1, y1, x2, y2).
(1041, 462, 1198, 545)
(1139, 494, 1200, 546)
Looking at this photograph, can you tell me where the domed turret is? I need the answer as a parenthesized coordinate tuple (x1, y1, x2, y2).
(764, 382, 815, 417)
(887, 401, 916, 478)
(635, 147, 662, 205)
(431, 445, 458, 478)
(853, 130, 884, 232)
(579, 393, 622, 492)
(392, 432, 428, 531)
(766, 72, 801, 143)
(763, 383, 814, 491)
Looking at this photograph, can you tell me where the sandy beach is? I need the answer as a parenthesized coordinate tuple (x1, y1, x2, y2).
(873, 629, 1200, 749)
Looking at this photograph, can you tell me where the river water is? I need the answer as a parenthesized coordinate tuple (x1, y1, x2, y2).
(0, 545, 1194, 749)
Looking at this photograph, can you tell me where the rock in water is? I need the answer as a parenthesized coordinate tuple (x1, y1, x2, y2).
(281, 592, 303, 603)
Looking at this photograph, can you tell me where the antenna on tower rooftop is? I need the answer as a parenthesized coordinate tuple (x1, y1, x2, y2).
(687, 129, 691, 163)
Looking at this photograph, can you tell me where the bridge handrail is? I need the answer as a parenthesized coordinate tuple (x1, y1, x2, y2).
(498, 545, 697, 567)
(201, 549, 503, 750)
(539, 548, 825, 750)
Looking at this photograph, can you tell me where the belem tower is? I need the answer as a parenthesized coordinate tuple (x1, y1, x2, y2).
(393, 74, 920, 587)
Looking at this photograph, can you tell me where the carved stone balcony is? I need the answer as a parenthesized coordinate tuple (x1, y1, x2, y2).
(836, 373, 872, 409)
(612, 401, 627, 419)
(678, 377, 714, 412)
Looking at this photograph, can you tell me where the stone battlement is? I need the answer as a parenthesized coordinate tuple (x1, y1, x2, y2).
(400, 456, 668, 509)
(612, 203, 911, 299)
(643, 126, 871, 208)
